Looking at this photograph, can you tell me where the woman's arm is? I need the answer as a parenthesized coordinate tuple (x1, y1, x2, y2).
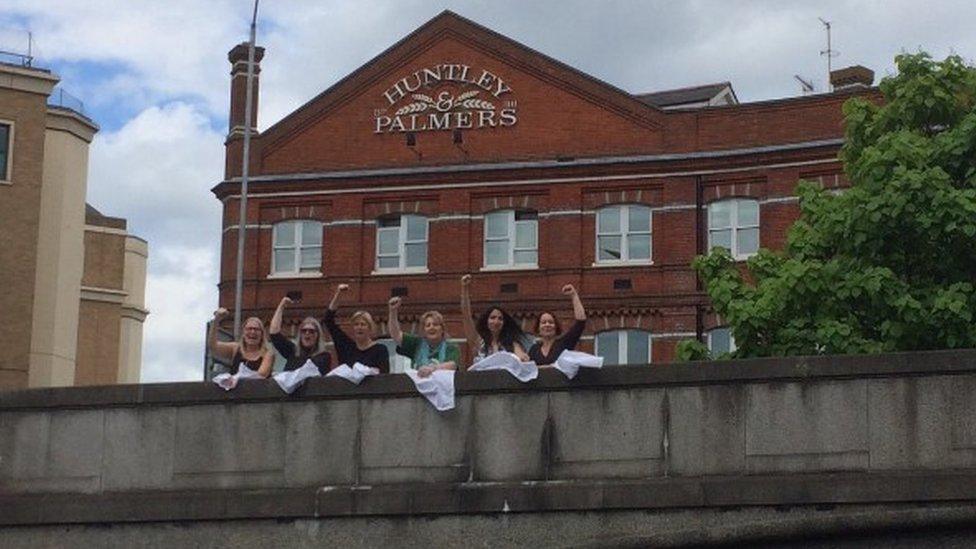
(513, 340, 530, 362)
(417, 361, 456, 378)
(387, 297, 403, 344)
(269, 296, 291, 335)
(564, 284, 587, 321)
(328, 283, 349, 311)
(323, 285, 354, 361)
(208, 308, 237, 360)
(459, 275, 480, 352)
(257, 350, 275, 378)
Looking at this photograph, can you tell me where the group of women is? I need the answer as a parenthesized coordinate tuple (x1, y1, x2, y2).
(207, 276, 587, 379)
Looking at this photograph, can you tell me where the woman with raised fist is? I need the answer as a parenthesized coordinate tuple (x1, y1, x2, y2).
(207, 308, 274, 377)
(388, 296, 459, 377)
(268, 295, 331, 375)
(323, 284, 390, 373)
(528, 284, 588, 366)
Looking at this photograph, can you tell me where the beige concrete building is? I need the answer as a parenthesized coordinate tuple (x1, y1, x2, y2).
(0, 60, 148, 389)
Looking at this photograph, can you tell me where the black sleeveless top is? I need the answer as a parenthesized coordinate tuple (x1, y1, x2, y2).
(270, 333, 332, 375)
(230, 348, 264, 375)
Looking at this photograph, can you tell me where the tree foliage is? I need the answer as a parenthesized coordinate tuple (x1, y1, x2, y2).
(678, 53, 976, 360)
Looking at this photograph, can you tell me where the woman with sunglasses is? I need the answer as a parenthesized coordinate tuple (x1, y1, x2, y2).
(268, 295, 332, 375)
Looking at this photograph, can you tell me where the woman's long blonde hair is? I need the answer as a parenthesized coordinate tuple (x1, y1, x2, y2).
(237, 316, 270, 354)
(295, 316, 327, 357)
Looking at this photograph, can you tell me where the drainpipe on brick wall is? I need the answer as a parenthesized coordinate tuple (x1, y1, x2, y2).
(695, 174, 704, 342)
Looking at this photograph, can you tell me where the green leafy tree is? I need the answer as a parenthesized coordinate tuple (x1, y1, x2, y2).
(677, 53, 976, 360)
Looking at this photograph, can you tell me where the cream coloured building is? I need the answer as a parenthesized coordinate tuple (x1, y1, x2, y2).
(0, 60, 148, 389)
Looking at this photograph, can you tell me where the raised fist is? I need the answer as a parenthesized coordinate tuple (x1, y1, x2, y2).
(460, 274, 472, 286)
(561, 284, 577, 295)
(337, 283, 350, 292)
(214, 307, 229, 319)
(280, 296, 294, 306)
(388, 296, 402, 309)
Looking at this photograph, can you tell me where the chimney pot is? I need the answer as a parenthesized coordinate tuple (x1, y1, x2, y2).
(830, 65, 874, 91)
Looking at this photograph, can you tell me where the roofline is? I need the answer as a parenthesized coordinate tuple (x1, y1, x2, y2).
(257, 9, 663, 140)
(634, 81, 732, 98)
(217, 137, 843, 187)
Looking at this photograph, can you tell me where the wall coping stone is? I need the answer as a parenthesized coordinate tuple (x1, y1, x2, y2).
(2, 348, 974, 411)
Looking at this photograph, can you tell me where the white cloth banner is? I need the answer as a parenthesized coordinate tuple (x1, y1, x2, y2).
(273, 359, 322, 394)
(553, 350, 604, 380)
(326, 362, 380, 385)
(405, 369, 455, 411)
(212, 363, 264, 391)
(468, 352, 538, 382)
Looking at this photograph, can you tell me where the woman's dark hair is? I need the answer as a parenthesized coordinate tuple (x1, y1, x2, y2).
(476, 305, 526, 352)
(533, 311, 563, 337)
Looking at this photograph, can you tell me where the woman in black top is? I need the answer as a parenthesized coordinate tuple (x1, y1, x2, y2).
(323, 284, 390, 373)
(268, 295, 332, 375)
(529, 284, 588, 366)
(460, 274, 530, 361)
(207, 308, 274, 376)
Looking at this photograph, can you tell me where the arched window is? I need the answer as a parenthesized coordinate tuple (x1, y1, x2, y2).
(707, 326, 737, 356)
(272, 220, 322, 275)
(596, 204, 651, 263)
(376, 214, 428, 272)
(484, 209, 538, 268)
(595, 329, 651, 366)
(707, 198, 759, 259)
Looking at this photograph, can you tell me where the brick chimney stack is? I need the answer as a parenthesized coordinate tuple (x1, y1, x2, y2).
(227, 42, 265, 138)
(830, 65, 874, 91)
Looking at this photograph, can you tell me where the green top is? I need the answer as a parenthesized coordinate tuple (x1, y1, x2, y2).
(398, 333, 461, 367)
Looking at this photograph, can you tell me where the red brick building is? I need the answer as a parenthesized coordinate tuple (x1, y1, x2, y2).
(213, 11, 872, 368)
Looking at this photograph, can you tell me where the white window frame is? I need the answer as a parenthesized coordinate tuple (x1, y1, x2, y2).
(707, 198, 760, 260)
(0, 119, 13, 185)
(707, 326, 737, 355)
(594, 329, 652, 366)
(595, 204, 653, 265)
(270, 220, 323, 277)
(482, 209, 538, 270)
(374, 214, 429, 274)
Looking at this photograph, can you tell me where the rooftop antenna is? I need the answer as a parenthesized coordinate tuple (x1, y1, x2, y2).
(794, 74, 815, 94)
(818, 17, 839, 92)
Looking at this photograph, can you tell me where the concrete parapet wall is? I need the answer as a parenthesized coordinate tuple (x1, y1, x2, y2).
(3, 349, 976, 531)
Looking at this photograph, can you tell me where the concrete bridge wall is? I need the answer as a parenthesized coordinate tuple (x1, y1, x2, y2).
(3, 350, 976, 546)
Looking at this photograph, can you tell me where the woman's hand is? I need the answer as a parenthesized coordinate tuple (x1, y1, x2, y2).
(337, 283, 350, 293)
(388, 296, 401, 310)
(561, 284, 577, 296)
(279, 296, 293, 307)
(461, 274, 472, 287)
(418, 365, 436, 378)
(214, 307, 229, 320)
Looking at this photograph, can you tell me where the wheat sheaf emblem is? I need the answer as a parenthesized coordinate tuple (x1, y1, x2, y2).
(394, 90, 496, 116)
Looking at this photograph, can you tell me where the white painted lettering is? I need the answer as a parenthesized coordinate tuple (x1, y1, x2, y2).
(476, 70, 496, 91)
(499, 108, 517, 127)
(478, 110, 496, 127)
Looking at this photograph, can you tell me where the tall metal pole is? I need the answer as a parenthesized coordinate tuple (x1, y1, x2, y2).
(233, 0, 260, 339)
(819, 18, 838, 92)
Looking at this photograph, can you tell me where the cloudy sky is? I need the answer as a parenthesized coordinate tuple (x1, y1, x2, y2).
(1, 1, 973, 382)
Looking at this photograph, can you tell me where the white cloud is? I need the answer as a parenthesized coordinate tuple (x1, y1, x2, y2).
(88, 101, 225, 382)
(141, 245, 216, 382)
